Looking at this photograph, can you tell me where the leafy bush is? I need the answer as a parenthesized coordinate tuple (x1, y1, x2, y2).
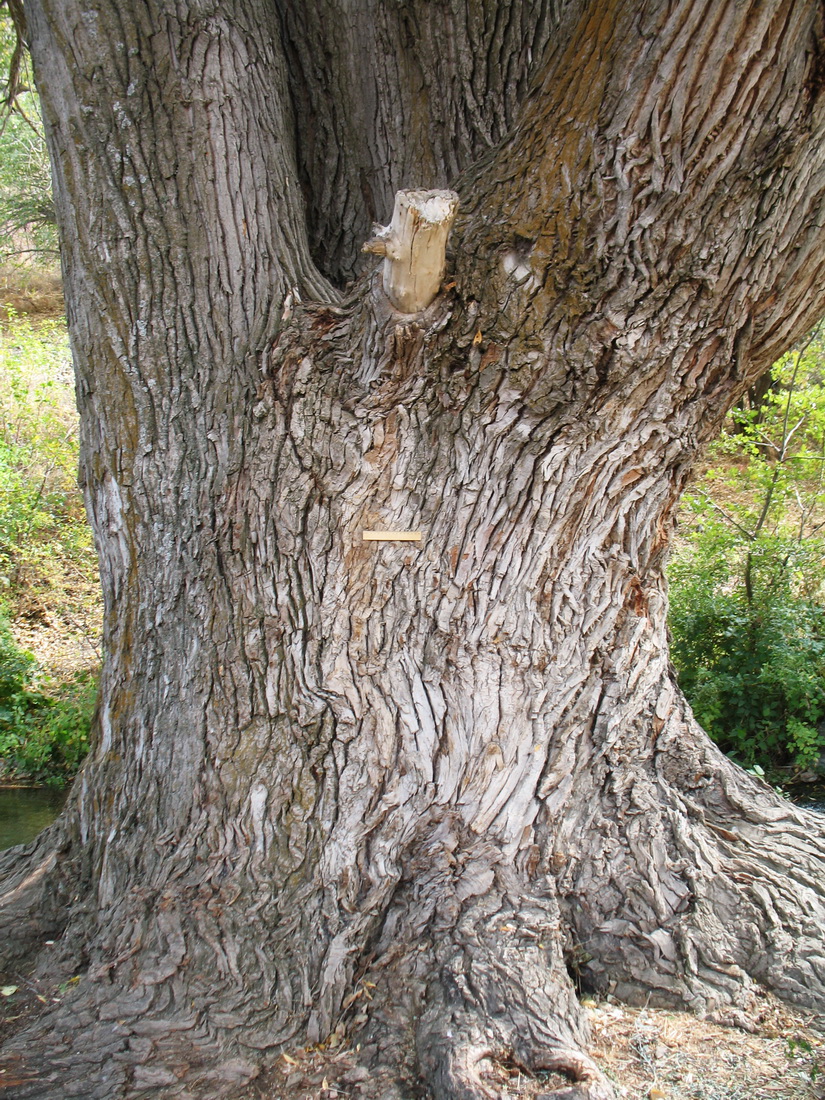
(669, 328, 825, 773)
(0, 313, 100, 786)
(669, 541, 825, 768)
(0, 611, 95, 787)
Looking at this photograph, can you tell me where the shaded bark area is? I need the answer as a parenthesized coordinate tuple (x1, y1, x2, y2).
(3, 0, 825, 1097)
(278, 0, 561, 284)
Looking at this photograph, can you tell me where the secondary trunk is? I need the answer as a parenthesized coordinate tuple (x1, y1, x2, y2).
(3, 0, 825, 1097)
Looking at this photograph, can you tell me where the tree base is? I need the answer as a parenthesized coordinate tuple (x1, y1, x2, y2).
(2, 698, 824, 1099)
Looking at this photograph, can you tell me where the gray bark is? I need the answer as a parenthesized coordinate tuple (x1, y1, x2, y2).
(278, 0, 561, 284)
(2, 0, 825, 1097)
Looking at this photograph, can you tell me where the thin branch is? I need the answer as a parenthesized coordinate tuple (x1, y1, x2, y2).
(0, 0, 40, 139)
(792, 485, 808, 544)
(0, 247, 61, 258)
(8, 97, 43, 139)
(782, 416, 808, 452)
(695, 491, 756, 541)
(752, 428, 780, 455)
(750, 340, 810, 540)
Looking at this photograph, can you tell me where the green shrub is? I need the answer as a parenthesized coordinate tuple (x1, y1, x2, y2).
(669, 327, 825, 773)
(0, 608, 34, 704)
(669, 555, 825, 768)
(6, 672, 96, 787)
(0, 613, 96, 787)
(0, 313, 99, 786)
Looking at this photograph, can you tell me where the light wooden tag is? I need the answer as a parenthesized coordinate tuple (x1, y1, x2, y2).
(362, 531, 422, 542)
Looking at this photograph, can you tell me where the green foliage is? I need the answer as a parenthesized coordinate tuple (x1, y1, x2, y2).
(0, 309, 91, 600)
(0, 10, 57, 264)
(0, 310, 98, 786)
(0, 613, 95, 787)
(669, 562, 825, 768)
(669, 328, 825, 772)
(0, 607, 32, 702)
(786, 1036, 823, 1085)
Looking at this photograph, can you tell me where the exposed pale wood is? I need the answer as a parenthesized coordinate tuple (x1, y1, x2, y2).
(278, 0, 560, 284)
(363, 189, 459, 313)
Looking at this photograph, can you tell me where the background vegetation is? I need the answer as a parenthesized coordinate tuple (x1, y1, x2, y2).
(0, 9, 56, 270)
(669, 328, 825, 778)
(0, 311, 99, 787)
(0, 8, 99, 789)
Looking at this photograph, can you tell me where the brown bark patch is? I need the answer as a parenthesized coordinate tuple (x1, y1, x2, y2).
(623, 576, 649, 618)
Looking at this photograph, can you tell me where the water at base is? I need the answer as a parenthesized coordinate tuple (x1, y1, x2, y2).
(0, 786, 68, 851)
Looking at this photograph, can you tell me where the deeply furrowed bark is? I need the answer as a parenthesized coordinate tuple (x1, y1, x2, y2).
(3, 0, 825, 1097)
(277, 0, 562, 284)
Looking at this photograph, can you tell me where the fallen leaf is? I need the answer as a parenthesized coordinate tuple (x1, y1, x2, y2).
(0, 986, 18, 997)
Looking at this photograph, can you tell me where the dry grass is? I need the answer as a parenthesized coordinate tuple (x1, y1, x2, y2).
(0, 266, 63, 319)
(586, 995, 823, 1099)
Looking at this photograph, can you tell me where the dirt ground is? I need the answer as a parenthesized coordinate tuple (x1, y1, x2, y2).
(585, 995, 823, 1099)
(0, 268, 64, 320)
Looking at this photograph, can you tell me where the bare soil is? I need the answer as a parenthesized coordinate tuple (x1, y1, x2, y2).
(11, 599, 101, 679)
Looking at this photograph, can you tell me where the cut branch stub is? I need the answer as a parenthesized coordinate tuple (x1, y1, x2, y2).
(363, 188, 459, 313)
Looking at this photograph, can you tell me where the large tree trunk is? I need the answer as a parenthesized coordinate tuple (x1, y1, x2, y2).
(3, 0, 825, 1097)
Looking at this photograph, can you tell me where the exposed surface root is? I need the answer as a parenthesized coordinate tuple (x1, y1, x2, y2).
(224, 991, 824, 1099)
(2, 759, 824, 1098)
(0, 832, 73, 974)
(352, 865, 619, 1100)
(0, 995, 261, 1099)
(416, 974, 616, 1100)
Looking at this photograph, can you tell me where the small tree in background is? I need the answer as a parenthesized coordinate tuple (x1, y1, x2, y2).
(0, 6, 55, 268)
(670, 325, 825, 771)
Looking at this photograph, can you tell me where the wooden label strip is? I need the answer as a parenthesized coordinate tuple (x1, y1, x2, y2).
(362, 531, 422, 542)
